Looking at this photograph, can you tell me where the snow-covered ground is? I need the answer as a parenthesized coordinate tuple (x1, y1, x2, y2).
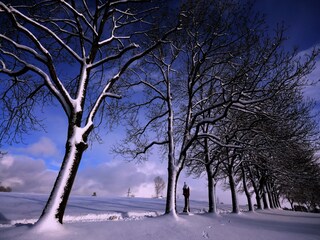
(0, 192, 319, 240)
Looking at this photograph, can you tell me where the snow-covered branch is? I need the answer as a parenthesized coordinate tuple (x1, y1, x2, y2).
(86, 26, 178, 128)
(0, 34, 46, 62)
(59, 0, 98, 36)
(0, 3, 82, 63)
(88, 43, 139, 69)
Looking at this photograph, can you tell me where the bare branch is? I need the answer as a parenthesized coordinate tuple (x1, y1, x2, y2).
(134, 140, 169, 158)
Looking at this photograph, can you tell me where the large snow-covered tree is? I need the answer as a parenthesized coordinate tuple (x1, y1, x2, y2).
(0, 0, 176, 228)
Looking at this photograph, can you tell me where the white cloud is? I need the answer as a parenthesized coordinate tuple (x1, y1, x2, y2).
(0, 154, 14, 168)
(0, 147, 237, 204)
(72, 160, 167, 198)
(7, 136, 63, 171)
(1, 145, 168, 199)
(19, 137, 60, 157)
(2, 177, 24, 187)
(133, 182, 155, 198)
(0, 154, 56, 193)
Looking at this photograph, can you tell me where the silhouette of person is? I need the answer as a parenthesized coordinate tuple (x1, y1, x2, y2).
(183, 182, 190, 212)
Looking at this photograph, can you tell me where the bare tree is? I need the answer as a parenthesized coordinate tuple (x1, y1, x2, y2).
(185, 121, 223, 214)
(114, 0, 318, 217)
(0, 182, 12, 192)
(181, 0, 319, 214)
(114, 0, 252, 216)
(0, 0, 176, 228)
(154, 176, 166, 198)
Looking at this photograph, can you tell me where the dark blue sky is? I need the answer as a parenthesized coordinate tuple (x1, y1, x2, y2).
(255, 0, 320, 50)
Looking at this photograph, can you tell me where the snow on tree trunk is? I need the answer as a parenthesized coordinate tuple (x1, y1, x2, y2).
(206, 165, 217, 214)
(35, 126, 88, 230)
(164, 84, 180, 218)
(165, 165, 178, 217)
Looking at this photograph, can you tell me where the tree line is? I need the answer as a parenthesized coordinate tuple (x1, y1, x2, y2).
(114, 0, 320, 214)
(0, 0, 319, 228)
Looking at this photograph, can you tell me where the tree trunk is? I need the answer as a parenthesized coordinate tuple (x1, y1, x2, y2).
(241, 167, 253, 211)
(272, 193, 279, 208)
(164, 81, 180, 217)
(261, 186, 269, 209)
(271, 185, 280, 208)
(266, 183, 274, 209)
(228, 171, 239, 213)
(276, 194, 281, 208)
(36, 126, 88, 229)
(248, 168, 262, 210)
(165, 164, 179, 217)
(206, 165, 217, 213)
(255, 192, 262, 210)
(271, 191, 278, 208)
(288, 198, 294, 210)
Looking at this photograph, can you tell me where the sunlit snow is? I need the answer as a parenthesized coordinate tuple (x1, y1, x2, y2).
(1, 192, 319, 240)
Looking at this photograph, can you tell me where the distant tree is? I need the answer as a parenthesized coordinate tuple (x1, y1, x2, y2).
(127, 188, 131, 198)
(154, 176, 166, 198)
(0, 182, 11, 192)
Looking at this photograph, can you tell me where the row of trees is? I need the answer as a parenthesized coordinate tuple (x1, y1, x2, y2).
(0, 0, 319, 229)
(115, 0, 320, 214)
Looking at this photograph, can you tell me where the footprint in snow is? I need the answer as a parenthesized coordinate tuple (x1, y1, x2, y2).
(202, 230, 209, 238)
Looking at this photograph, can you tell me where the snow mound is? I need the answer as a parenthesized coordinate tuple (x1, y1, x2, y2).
(0, 211, 161, 227)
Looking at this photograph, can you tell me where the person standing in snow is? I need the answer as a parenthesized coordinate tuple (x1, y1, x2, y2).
(183, 182, 190, 213)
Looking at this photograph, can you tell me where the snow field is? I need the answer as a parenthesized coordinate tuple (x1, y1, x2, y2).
(0, 192, 319, 240)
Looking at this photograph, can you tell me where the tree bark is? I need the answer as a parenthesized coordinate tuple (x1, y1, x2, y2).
(275, 194, 281, 208)
(36, 125, 88, 229)
(261, 186, 269, 209)
(206, 165, 217, 213)
(248, 168, 262, 210)
(272, 192, 279, 208)
(288, 199, 294, 210)
(165, 164, 180, 217)
(255, 192, 262, 209)
(266, 183, 274, 209)
(228, 171, 239, 213)
(241, 166, 253, 211)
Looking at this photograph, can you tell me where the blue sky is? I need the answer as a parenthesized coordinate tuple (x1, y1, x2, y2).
(256, 0, 320, 50)
(1, 0, 320, 204)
